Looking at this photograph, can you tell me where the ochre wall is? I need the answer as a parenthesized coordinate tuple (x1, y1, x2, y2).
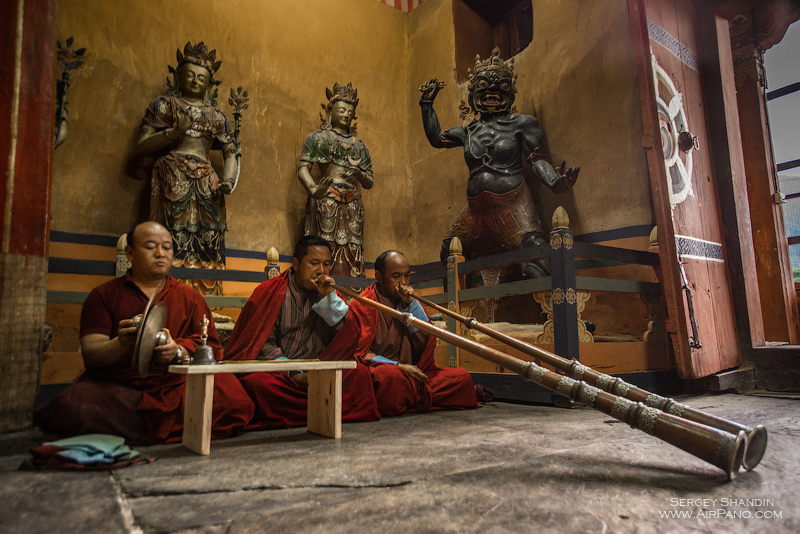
(53, 0, 412, 263)
(54, 0, 652, 268)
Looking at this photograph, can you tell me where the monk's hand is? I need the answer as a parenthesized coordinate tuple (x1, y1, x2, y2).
(398, 363, 428, 383)
(153, 328, 182, 365)
(291, 372, 309, 392)
(313, 274, 336, 297)
(118, 318, 139, 349)
(398, 284, 415, 305)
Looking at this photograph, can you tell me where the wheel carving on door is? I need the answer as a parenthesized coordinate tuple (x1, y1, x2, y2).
(652, 55, 696, 209)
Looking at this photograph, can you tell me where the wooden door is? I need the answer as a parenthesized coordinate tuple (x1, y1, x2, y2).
(634, 0, 741, 378)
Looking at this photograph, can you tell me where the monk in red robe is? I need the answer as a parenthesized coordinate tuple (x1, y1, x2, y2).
(350, 250, 478, 416)
(224, 235, 379, 429)
(35, 222, 255, 443)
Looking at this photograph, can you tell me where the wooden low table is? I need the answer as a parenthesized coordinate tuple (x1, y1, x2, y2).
(169, 360, 357, 455)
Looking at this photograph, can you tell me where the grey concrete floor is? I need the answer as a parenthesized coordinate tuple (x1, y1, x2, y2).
(1, 392, 798, 534)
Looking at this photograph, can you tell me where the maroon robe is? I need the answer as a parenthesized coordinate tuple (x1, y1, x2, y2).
(224, 270, 379, 429)
(350, 283, 478, 416)
(34, 273, 254, 443)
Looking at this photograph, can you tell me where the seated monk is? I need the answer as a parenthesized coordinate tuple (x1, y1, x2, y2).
(350, 250, 478, 416)
(34, 221, 255, 443)
(224, 235, 380, 429)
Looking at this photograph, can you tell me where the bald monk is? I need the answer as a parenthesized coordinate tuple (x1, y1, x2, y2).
(350, 250, 478, 416)
(224, 234, 380, 429)
(35, 221, 254, 443)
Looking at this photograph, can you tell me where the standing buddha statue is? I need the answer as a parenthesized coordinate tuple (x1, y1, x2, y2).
(298, 83, 374, 279)
(138, 42, 238, 295)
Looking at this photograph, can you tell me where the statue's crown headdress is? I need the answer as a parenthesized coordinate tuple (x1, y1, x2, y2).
(468, 46, 516, 82)
(319, 83, 359, 133)
(177, 41, 221, 76)
(325, 82, 359, 110)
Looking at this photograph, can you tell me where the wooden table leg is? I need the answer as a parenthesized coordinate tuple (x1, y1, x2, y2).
(306, 369, 343, 438)
(183, 373, 215, 455)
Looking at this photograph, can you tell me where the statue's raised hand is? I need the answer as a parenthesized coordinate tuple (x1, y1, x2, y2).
(419, 79, 446, 103)
(551, 161, 580, 194)
(175, 106, 193, 135)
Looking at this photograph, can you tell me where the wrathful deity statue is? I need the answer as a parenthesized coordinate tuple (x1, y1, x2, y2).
(298, 83, 374, 278)
(138, 42, 238, 295)
(420, 47, 579, 278)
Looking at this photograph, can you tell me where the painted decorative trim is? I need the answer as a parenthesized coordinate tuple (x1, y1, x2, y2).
(375, 0, 424, 14)
(566, 288, 577, 305)
(675, 235, 724, 262)
(551, 234, 562, 250)
(647, 19, 698, 71)
(552, 287, 565, 305)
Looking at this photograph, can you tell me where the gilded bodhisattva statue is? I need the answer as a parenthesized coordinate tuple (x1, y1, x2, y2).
(138, 42, 240, 295)
(298, 83, 373, 278)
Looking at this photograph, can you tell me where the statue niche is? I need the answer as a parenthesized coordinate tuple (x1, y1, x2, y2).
(137, 41, 243, 295)
(298, 83, 374, 279)
(419, 47, 579, 280)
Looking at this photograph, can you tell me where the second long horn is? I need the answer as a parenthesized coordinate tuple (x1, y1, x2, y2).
(410, 290, 766, 471)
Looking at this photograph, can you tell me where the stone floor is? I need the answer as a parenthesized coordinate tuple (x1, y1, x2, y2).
(1, 392, 798, 534)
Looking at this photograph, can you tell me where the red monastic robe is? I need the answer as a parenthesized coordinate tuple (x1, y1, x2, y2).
(224, 270, 380, 429)
(34, 273, 254, 443)
(350, 283, 478, 416)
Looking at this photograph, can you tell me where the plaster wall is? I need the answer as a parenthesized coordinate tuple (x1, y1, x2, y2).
(54, 0, 653, 268)
(53, 0, 414, 262)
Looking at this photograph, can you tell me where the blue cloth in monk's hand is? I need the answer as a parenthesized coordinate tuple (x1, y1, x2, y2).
(43, 434, 140, 464)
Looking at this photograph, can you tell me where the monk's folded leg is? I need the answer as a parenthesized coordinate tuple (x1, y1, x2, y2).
(341, 363, 380, 423)
(240, 371, 308, 430)
(33, 379, 145, 441)
(369, 364, 425, 417)
(210, 374, 256, 439)
(427, 367, 478, 410)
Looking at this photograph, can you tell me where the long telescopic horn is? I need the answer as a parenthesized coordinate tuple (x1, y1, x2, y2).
(334, 284, 745, 481)
(410, 290, 766, 471)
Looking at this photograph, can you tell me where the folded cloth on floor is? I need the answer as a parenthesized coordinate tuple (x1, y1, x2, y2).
(45, 434, 139, 464)
(19, 434, 153, 471)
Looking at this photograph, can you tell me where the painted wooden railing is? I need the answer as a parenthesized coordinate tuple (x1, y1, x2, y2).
(46, 207, 661, 370)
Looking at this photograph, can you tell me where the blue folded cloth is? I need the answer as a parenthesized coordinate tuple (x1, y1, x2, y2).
(43, 434, 140, 464)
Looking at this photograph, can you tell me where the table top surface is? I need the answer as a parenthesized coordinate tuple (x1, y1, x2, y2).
(169, 359, 358, 374)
